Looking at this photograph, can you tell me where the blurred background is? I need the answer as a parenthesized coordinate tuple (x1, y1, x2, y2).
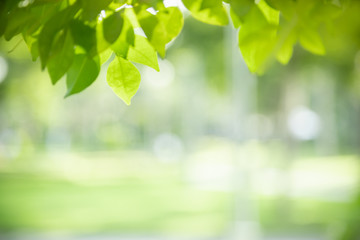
(1, 6, 360, 240)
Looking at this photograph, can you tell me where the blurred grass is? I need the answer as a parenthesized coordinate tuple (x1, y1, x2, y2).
(259, 197, 350, 234)
(0, 151, 233, 236)
(0, 172, 231, 235)
(0, 145, 358, 237)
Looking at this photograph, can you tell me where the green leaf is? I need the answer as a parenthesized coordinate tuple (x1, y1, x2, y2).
(228, 0, 254, 23)
(27, 4, 62, 36)
(96, 11, 125, 55)
(107, 57, 141, 105)
(276, 30, 297, 65)
(258, 0, 279, 25)
(38, 3, 80, 69)
(70, 19, 97, 56)
(264, 0, 295, 19)
(182, 0, 228, 26)
(299, 27, 326, 55)
(0, 1, 8, 37)
(100, 48, 113, 65)
(112, 40, 130, 58)
(238, 6, 277, 73)
(200, 0, 221, 10)
(4, 8, 36, 41)
(229, 7, 242, 28)
(65, 54, 100, 97)
(47, 30, 74, 84)
(308, 1, 343, 25)
(96, 20, 111, 54)
(127, 35, 159, 71)
(23, 33, 39, 61)
(123, 19, 135, 47)
(80, 0, 113, 21)
(111, 15, 135, 58)
(102, 12, 124, 44)
(137, 7, 159, 38)
(139, 7, 184, 57)
(157, 7, 184, 43)
(229, 0, 278, 28)
(239, 29, 277, 73)
(124, 7, 141, 29)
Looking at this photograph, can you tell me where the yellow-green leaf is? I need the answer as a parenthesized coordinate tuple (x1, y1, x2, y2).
(299, 27, 326, 55)
(276, 30, 297, 65)
(127, 35, 159, 71)
(182, 0, 228, 26)
(107, 57, 141, 105)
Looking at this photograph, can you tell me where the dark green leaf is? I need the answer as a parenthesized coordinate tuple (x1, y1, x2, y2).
(80, 0, 113, 21)
(4, 8, 36, 41)
(70, 19, 97, 56)
(38, 3, 80, 69)
(65, 54, 100, 97)
(103, 12, 124, 44)
(47, 30, 74, 84)
(111, 16, 136, 58)
(137, 7, 159, 40)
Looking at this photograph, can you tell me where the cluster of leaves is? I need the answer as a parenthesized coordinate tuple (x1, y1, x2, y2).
(0, 0, 352, 104)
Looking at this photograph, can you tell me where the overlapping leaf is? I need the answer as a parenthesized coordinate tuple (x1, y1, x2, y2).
(38, 2, 80, 69)
(182, 0, 228, 26)
(0, 0, 354, 103)
(137, 6, 184, 57)
(47, 30, 75, 84)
